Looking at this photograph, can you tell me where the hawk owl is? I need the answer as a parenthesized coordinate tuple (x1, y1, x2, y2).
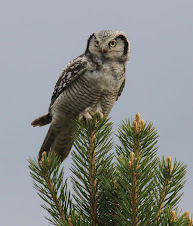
(31, 30, 130, 162)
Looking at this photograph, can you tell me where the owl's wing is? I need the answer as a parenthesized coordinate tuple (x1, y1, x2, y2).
(116, 79, 125, 100)
(49, 54, 87, 110)
(31, 54, 88, 127)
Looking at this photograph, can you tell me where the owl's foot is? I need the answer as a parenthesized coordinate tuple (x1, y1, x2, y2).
(79, 111, 103, 121)
(79, 112, 93, 121)
(88, 111, 104, 119)
(97, 111, 103, 119)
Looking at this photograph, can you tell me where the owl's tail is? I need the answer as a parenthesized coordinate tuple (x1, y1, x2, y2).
(31, 113, 52, 127)
(38, 123, 75, 162)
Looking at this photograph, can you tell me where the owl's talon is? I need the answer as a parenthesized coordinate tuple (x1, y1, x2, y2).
(97, 111, 104, 119)
(79, 112, 93, 121)
(89, 111, 95, 117)
(79, 111, 103, 121)
(85, 112, 93, 120)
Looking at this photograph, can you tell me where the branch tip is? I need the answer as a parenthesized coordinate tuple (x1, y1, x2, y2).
(170, 211, 176, 222)
(130, 152, 135, 165)
(135, 112, 141, 121)
(185, 211, 190, 219)
(40, 151, 47, 166)
(133, 112, 145, 133)
(167, 156, 173, 174)
(68, 218, 73, 226)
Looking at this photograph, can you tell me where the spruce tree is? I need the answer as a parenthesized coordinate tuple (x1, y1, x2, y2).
(28, 113, 192, 225)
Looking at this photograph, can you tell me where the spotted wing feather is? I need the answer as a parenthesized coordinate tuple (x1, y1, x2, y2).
(49, 54, 87, 110)
(116, 79, 125, 101)
(31, 55, 87, 127)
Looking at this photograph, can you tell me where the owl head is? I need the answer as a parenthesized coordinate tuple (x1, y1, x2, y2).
(85, 30, 130, 62)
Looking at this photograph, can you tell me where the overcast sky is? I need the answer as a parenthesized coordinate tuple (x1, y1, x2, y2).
(1, 0, 193, 225)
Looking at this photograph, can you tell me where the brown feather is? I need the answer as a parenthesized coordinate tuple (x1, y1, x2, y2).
(31, 113, 52, 127)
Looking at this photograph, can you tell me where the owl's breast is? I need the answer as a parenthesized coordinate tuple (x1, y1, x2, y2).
(86, 61, 125, 93)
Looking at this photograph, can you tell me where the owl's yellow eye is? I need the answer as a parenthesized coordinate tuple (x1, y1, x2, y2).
(95, 40, 99, 47)
(109, 40, 117, 47)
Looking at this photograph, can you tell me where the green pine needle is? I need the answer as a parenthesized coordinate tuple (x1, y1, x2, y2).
(28, 114, 190, 226)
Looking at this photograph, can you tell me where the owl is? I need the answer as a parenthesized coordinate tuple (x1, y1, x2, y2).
(31, 30, 130, 162)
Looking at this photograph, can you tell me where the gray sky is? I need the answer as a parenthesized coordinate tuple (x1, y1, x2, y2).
(1, 0, 193, 225)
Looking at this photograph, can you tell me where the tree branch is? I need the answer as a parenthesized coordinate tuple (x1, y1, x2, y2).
(40, 153, 66, 221)
(88, 119, 98, 226)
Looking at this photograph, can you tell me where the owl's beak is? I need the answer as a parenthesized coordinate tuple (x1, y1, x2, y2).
(100, 48, 105, 54)
(99, 46, 107, 55)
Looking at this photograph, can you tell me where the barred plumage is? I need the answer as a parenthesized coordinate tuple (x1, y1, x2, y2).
(31, 30, 130, 162)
